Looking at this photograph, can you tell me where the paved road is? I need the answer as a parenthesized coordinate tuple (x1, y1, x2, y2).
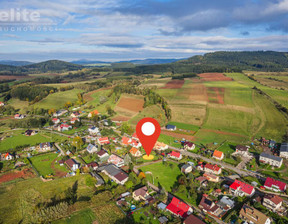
(168, 146, 265, 179)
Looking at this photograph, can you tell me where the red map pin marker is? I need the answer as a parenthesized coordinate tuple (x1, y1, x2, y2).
(136, 117, 161, 156)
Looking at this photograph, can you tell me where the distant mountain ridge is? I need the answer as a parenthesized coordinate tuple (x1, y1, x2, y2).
(0, 60, 33, 66)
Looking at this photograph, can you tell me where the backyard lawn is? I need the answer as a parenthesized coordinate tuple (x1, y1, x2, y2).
(30, 152, 68, 177)
(140, 161, 181, 191)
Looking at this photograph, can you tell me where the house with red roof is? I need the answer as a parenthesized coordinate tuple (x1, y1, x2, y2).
(213, 150, 224, 160)
(130, 147, 142, 157)
(70, 111, 80, 118)
(204, 163, 222, 175)
(167, 151, 182, 160)
(229, 180, 255, 197)
(58, 124, 72, 132)
(264, 177, 286, 192)
(87, 162, 98, 170)
(0, 101, 4, 107)
(132, 132, 138, 140)
(14, 114, 25, 119)
(166, 197, 193, 218)
(4, 153, 14, 160)
(97, 137, 110, 145)
(70, 117, 80, 124)
(183, 141, 195, 151)
(131, 139, 141, 148)
(52, 118, 60, 124)
(108, 154, 125, 167)
(88, 109, 99, 118)
(121, 136, 132, 145)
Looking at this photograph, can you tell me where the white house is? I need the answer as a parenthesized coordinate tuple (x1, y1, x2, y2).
(259, 153, 283, 168)
(88, 126, 99, 135)
(280, 143, 288, 159)
(86, 144, 98, 153)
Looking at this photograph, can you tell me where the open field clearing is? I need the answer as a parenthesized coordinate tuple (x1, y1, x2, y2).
(207, 87, 225, 104)
(7, 98, 29, 112)
(129, 104, 167, 126)
(92, 203, 126, 224)
(176, 83, 208, 103)
(141, 78, 170, 88)
(114, 94, 144, 119)
(195, 129, 250, 144)
(34, 89, 84, 109)
(202, 105, 257, 136)
(140, 161, 181, 191)
(30, 152, 68, 177)
(0, 169, 35, 184)
(226, 73, 288, 108)
(53, 208, 96, 224)
(166, 121, 200, 132)
(0, 75, 31, 80)
(0, 130, 67, 151)
(160, 79, 185, 89)
(83, 88, 111, 102)
(253, 92, 288, 141)
(0, 175, 91, 224)
(198, 73, 233, 81)
(161, 129, 196, 141)
(169, 103, 206, 126)
(253, 76, 288, 90)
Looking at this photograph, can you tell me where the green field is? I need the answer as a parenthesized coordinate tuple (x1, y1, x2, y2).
(34, 89, 84, 109)
(202, 105, 256, 136)
(30, 152, 68, 176)
(0, 175, 92, 224)
(158, 134, 182, 147)
(53, 208, 96, 224)
(0, 130, 67, 151)
(140, 161, 181, 191)
(167, 121, 200, 132)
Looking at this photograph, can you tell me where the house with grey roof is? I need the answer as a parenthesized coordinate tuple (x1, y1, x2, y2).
(217, 196, 235, 211)
(181, 164, 193, 174)
(280, 143, 288, 159)
(101, 164, 128, 185)
(86, 143, 98, 153)
(260, 152, 283, 168)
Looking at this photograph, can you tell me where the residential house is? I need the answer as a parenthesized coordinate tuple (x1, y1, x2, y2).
(166, 125, 176, 131)
(239, 204, 271, 224)
(269, 140, 276, 148)
(4, 153, 14, 160)
(263, 194, 284, 215)
(132, 132, 139, 140)
(183, 141, 195, 151)
(213, 150, 224, 160)
(58, 124, 72, 132)
(130, 147, 142, 157)
(52, 118, 60, 124)
(195, 176, 208, 187)
(108, 154, 125, 167)
(86, 144, 98, 153)
(14, 114, 25, 119)
(131, 139, 141, 148)
(217, 196, 235, 211)
(157, 202, 167, 210)
(203, 172, 220, 182)
(184, 215, 206, 224)
(168, 151, 182, 160)
(87, 162, 98, 170)
(132, 186, 150, 201)
(198, 195, 226, 219)
(88, 126, 99, 135)
(96, 150, 109, 161)
(0, 101, 4, 106)
(280, 143, 288, 159)
(121, 136, 132, 146)
(154, 141, 168, 151)
(259, 153, 283, 168)
(65, 158, 79, 171)
(204, 163, 222, 175)
(70, 111, 80, 118)
(39, 142, 52, 151)
(88, 109, 99, 118)
(235, 145, 250, 156)
(166, 197, 193, 218)
(229, 179, 255, 197)
(101, 164, 128, 185)
(264, 177, 286, 192)
(181, 164, 193, 174)
(53, 109, 67, 117)
(97, 137, 110, 145)
(25, 129, 37, 136)
(70, 117, 80, 124)
(158, 216, 168, 224)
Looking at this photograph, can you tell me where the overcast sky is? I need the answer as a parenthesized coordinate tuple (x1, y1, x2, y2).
(0, 0, 288, 62)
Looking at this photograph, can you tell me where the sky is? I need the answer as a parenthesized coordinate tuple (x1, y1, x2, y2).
(0, 0, 288, 62)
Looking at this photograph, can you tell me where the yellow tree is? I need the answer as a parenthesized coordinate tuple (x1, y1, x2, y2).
(72, 136, 83, 151)
(48, 108, 56, 116)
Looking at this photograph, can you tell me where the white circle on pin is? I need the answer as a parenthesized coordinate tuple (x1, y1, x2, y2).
(141, 122, 155, 136)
